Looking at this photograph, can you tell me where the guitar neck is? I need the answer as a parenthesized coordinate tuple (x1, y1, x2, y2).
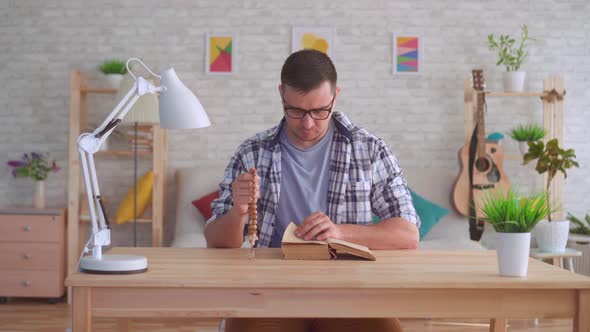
(476, 90, 486, 157)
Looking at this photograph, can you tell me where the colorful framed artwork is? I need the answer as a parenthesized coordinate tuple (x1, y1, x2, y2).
(291, 26, 335, 57)
(393, 35, 421, 74)
(206, 33, 235, 75)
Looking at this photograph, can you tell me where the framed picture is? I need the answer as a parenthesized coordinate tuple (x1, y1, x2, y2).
(291, 26, 335, 57)
(206, 33, 235, 75)
(393, 35, 421, 74)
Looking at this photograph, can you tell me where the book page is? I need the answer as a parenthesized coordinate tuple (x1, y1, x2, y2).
(282, 222, 371, 252)
(282, 222, 327, 245)
(326, 237, 371, 253)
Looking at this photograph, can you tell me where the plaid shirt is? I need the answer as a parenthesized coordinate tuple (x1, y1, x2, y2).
(207, 112, 420, 248)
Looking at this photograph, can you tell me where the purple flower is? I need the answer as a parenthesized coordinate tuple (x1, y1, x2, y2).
(7, 152, 59, 180)
(51, 161, 61, 172)
(7, 160, 28, 168)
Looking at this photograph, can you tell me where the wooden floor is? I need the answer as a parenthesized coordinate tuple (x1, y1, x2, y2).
(0, 298, 574, 332)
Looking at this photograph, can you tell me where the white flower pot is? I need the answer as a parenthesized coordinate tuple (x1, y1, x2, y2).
(533, 220, 570, 253)
(496, 232, 531, 277)
(104, 74, 124, 89)
(502, 71, 526, 92)
(518, 141, 528, 155)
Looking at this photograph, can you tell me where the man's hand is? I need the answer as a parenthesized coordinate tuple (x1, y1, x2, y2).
(295, 211, 342, 241)
(231, 168, 260, 215)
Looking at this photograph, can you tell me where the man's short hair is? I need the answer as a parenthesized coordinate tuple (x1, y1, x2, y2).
(280, 50, 337, 93)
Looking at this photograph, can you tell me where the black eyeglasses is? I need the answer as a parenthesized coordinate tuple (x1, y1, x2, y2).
(281, 94, 336, 120)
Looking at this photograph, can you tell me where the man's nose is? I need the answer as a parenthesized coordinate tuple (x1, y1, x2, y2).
(302, 113, 314, 128)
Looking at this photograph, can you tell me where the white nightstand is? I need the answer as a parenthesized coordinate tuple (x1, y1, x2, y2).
(530, 248, 583, 272)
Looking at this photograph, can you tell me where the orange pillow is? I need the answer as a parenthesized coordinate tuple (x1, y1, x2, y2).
(191, 191, 219, 220)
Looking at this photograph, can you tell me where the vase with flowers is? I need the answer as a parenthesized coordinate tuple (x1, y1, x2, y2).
(7, 153, 60, 209)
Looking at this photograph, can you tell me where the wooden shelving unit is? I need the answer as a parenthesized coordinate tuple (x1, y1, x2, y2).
(463, 75, 566, 219)
(95, 150, 153, 157)
(67, 70, 168, 285)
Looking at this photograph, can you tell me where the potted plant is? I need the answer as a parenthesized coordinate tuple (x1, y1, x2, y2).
(481, 189, 551, 277)
(488, 24, 533, 92)
(523, 139, 579, 252)
(98, 59, 127, 88)
(568, 213, 590, 244)
(7, 153, 61, 209)
(509, 124, 546, 155)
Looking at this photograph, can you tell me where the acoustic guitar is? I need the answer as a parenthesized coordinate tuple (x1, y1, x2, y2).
(452, 69, 511, 240)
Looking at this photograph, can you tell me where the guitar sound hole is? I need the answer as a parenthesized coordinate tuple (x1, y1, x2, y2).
(491, 147, 496, 153)
(475, 158, 490, 172)
(488, 167, 500, 183)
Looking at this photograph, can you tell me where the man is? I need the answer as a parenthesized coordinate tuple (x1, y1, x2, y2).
(205, 49, 420, 332)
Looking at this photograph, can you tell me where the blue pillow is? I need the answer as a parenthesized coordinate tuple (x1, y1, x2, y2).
(372, 188, 449, 240)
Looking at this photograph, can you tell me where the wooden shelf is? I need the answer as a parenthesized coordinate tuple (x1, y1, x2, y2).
(504, 153, 523, 161)
(81, 88, 117, 94)
(485, 92, 545, 97)
(462, 74, 565, 223)
(96, 150, 152, 157)
(80, 217, 153, 224)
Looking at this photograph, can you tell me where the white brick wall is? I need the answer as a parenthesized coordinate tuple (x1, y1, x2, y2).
(1, 0, 588, 246)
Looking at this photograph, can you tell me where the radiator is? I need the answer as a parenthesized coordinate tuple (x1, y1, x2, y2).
(568, 240, 590, 276)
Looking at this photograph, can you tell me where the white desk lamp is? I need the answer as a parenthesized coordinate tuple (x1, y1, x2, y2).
(77, 58, 210, 274)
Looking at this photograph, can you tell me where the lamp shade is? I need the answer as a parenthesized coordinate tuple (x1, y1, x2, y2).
(117, 74, 160, 124)
(158, 68, 211, 129)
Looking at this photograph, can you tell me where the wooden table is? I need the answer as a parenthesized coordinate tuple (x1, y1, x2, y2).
(65, 248, 590, 332)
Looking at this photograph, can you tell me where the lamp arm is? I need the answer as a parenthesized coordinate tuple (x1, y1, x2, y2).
(77, 77, 161, 260)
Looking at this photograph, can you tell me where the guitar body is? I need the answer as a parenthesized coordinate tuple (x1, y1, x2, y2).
(452, 141, 511, 217)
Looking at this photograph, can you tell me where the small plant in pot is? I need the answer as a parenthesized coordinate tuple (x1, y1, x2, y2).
(481, 189, 551, 277)
(523, 139, 579, 252)
(98, 59, 127, 88)
(488, 24, 533, 92)
(509, 124, 546, 155)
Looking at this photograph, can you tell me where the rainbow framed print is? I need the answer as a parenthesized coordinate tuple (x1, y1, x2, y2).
(393, 35, 421, 74)
(206, 33, 235, 75)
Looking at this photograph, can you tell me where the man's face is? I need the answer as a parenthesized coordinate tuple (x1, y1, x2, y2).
(279, 81, 340, 147)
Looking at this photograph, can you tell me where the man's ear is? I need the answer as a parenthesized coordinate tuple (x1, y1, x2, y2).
(335, 86, 341, 97)
(278, 84, 283, 96)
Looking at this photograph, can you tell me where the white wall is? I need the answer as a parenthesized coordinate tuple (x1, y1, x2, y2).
(1, 0, 588, 246)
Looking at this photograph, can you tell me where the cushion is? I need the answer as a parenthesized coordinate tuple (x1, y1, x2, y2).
(373, 188, 449, 239)
(172, 164, 227, 248)
(115, 170, 154, 224)
(192, 191, 219, 220)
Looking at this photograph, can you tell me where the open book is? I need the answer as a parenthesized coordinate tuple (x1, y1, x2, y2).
(281, 222, 376, 261)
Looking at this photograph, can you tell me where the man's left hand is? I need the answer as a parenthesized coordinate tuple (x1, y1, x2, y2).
(295, 211, 342, 241)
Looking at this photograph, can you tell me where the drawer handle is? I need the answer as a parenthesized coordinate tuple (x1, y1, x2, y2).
(23, 225, 32, 232)
(23, 253, 32, 260)
(22, 280, 31, 287)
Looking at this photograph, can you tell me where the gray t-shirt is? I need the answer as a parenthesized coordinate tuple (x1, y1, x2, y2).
(269, 122, 334, 247)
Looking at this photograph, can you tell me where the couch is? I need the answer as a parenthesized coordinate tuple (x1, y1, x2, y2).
(171, 161, 487, 251)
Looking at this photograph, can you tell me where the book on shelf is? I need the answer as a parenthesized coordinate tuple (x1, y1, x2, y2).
(125, 127, 153, 138)
(281, 222, 376, 261)
(127, 138, 153, 145)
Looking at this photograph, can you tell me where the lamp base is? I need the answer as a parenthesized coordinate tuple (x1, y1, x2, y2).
(79, 254, 148, 274)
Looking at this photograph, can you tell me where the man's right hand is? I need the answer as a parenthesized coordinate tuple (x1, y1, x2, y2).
(231, 167, 260, 215)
